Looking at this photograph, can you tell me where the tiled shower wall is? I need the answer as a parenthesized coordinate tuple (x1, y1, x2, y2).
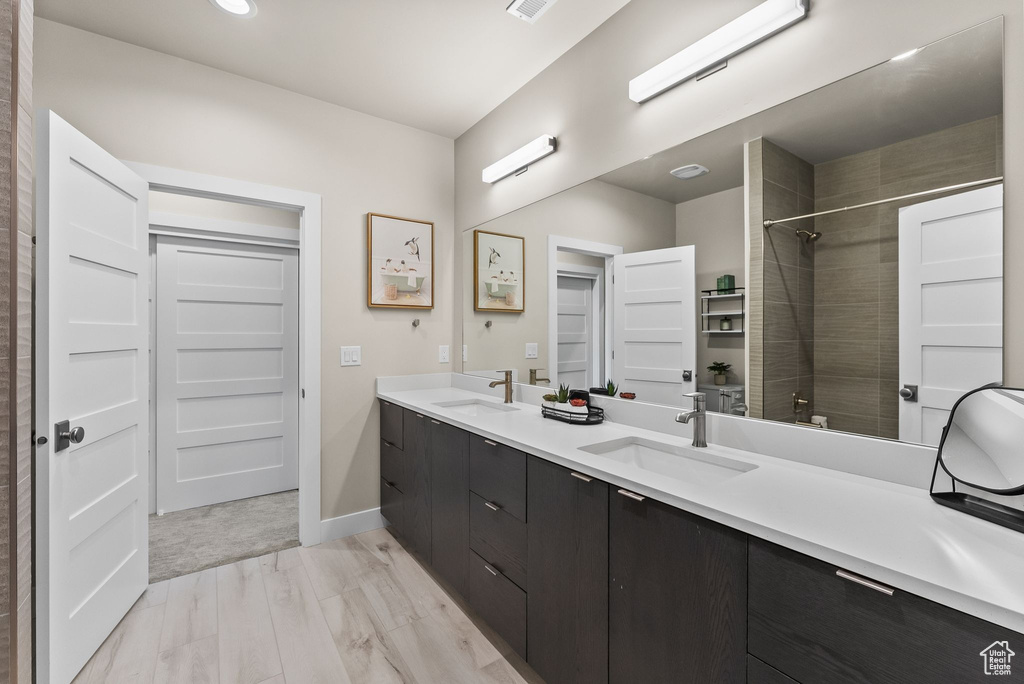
(754, 140, 816, 423)
(812, 116, 1002, 438)
(0, 0, 32, 681)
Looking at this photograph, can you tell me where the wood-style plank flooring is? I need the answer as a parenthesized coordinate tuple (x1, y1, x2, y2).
(72, 528, 542, 684)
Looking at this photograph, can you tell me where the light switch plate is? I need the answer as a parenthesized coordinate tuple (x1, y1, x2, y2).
(525, 342, 538, 359)
(439, 345, 450, 364)
(340, 346, 361, 366)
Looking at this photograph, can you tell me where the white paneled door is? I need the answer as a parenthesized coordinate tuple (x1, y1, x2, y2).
(36, 112, 151, 684)
(899, 185, 1003, 446)
(556, 275, 595, 389)
(613, 246, 696, 407)
(155, 237, 299, 513)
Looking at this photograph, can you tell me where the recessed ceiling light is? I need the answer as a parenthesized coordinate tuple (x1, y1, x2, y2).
(670, 164, 710, 180)
(209, 0, 257, 17)
(890, 48, 919, 61)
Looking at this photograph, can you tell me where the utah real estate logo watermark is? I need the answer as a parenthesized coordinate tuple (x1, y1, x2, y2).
(980, 641, 1014, 676)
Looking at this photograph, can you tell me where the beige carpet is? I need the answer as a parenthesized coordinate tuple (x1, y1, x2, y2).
(149, 489, 300, 583)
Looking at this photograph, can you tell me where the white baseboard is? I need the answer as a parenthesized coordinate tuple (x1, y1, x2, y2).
(319, 506, 385, 544)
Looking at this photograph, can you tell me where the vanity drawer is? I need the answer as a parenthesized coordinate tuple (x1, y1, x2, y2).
(380, 438, 406, 493)
(747, 655, 799, 684)
(380, 399, 404, 450)
(380, 477, 404, 535)
(469, 435, 526, 522)
(469, 492, 527, 589)
(748, 537, 1023, 684)
(469, 550, 527, 659)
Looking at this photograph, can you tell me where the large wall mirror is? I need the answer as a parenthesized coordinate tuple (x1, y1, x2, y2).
(461, 18, 1004, 447)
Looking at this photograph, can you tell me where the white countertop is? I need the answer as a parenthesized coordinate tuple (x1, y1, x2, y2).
(378, 385, 1024, 634)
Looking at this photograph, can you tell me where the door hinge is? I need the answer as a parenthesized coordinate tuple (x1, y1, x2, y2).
(301, 388, 306, 399)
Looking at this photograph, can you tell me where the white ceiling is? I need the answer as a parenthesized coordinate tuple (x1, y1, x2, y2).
(35, 0, 632, 138)
(600, 18, 1003, 204)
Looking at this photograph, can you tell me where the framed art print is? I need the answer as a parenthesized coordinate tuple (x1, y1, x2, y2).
(368, 213, 434, 309)
(474, 230, 524, 313)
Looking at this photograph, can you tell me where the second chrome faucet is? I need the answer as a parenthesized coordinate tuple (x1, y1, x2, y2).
(675, 392, 707, 448)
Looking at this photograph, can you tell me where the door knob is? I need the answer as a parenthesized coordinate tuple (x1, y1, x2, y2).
(54, 419, 85, 452)
(899, 384, 918, 402)
(63, 426, 86, 444)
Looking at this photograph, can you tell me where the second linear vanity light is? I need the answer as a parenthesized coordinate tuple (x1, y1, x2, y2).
(629, 0, 809, 103)
(482, 135, 557, 183)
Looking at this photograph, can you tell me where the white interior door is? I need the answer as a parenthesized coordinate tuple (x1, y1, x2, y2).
(899, 185, 1003, 446)
(156, 236, 299, 513)
(613, 246, 696, 407)
(35, 111, 150, 684)
(556, 275, 595, 389)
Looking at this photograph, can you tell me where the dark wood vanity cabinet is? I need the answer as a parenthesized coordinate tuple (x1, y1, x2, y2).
(748, 538, 1024, 684)
(379, 400, 1023, 684)
(403, 410, 431, 561)
(429, 419, 470, 598)
(527, 457, 608, 684)
(379, 399, 404, 450)
(609, 488, 747, 684)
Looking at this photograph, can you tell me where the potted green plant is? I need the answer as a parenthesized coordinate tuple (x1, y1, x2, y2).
(542, 393, 559, 409)
(555, 383, 571, 404)
(708, 361, 731, 386)
(605, 379, 618, 397)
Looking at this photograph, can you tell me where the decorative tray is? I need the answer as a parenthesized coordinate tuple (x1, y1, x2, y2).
(541, 405, 605, 425)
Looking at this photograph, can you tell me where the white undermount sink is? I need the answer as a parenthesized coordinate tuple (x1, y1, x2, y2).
(578, 436, 757, 488)
(432, 399, 520, 417)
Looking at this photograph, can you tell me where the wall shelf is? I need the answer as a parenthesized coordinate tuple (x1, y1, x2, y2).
(701, 287, 745, 334)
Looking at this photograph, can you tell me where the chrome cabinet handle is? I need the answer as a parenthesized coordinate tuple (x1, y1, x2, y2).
(430, 419, 441, 425)
(836, 569, 895, 596)
(484, 501, 501, 512)
(383, 480, 396, 489)
(484, 439, 498, 447)
(415, 414, 424, 419)
(484, 564, 498, 577)
(570, 471, 593, 483)
(617, 488, 645, 502)
(382, 440, 394, 448)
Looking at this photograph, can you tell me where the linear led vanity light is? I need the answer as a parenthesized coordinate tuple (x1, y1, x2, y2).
(482, 135, 556, 183)
(628, 0, 809, 103)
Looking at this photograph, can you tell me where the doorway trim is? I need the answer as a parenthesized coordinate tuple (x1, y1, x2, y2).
(546, 235, 622, 390)
(127, 162, 323, 546)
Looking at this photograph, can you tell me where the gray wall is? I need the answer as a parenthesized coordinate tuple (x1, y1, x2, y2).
(675, 186, 746, 387)
(463, 179, 676, 381)
(758, 141, 815, 423)
(812, 116, 1003, 438)
(35, 19, 456, 522)
(453, 0, 1024, 386)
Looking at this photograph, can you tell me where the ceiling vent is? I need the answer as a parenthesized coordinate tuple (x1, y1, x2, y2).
(507, 0, 558, 24)
(670, 164, 710, 180)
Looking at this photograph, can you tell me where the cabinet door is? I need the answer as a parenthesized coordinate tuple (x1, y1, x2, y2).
(380, 478, 404, 536)
(609, 489, 746, 684)
(749, 538, 1024, 684)
(403, 410, 430, 561)
(430, 420, 469, 597)
(380, 399, 404, 449)
(527, 458, 608, 684)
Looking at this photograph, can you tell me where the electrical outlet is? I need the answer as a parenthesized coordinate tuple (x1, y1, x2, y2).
(340, 346, 361, 366)
(525, 342, 538, 359)
(439, 345, 450, 364)
(463, 345, 468, 362)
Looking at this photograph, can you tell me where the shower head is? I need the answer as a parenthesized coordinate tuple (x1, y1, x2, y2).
(796, 230, 822, 242)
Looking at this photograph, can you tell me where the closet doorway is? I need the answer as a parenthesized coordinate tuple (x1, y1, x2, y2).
(153, 236, 299, 514)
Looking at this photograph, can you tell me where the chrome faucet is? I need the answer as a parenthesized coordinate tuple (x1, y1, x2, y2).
(489, 370, 514, 404)
(675, 392, 707, 448)
(529, 368, 550, 385)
